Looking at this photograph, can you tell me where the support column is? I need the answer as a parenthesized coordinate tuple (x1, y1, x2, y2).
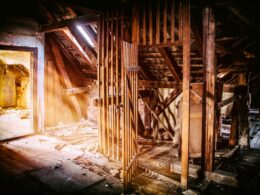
(238, 73, 249, 148)
(203, 6, 216, 172)
(181, 0, 190, 189)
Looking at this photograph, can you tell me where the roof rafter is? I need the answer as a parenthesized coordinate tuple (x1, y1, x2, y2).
(158, 47, 182, 82)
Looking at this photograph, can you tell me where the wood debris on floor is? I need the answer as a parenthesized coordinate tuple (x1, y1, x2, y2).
(0, 107, 32, 140)
(0, 131, 123, 194)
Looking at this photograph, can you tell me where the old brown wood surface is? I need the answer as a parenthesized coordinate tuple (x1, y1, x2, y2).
(181, 0, 190, 189)
(203, 7, 216, 172)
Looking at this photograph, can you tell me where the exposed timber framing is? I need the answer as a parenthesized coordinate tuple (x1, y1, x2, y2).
(41, 15, 98, 33)
(203, 6, 216, 172)
(158, 47, 182, 82)
(139, 80, 202, 88)
(49, 38, 82, 119)
(181, 0, 190, 189)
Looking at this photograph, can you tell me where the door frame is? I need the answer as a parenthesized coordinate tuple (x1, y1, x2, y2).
(0, 45, 38, 134)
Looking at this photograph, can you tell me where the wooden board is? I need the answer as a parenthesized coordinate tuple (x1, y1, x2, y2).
(30, 160, 104, 192)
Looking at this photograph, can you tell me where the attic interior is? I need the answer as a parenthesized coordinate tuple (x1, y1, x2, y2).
(0, 0, 260, 194)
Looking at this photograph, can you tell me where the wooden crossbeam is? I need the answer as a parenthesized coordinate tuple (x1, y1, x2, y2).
(41, 15, 98, 33)
(218, 96, 234, 108)
(157, 89, 182, 116)
(159, 47, 182, 82)
(139, 80, 202, 88)
(63, 87, 88, 95)
(190, 89, 202, 104)
(141, 96, 174, 139)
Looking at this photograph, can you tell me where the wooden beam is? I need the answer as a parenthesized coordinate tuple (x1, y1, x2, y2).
(132, 3, 139, 44)
(41, 15, 98, 33)
(49, 38, 82, 119)
(203, 6, 216, 172)
(142, 3, 147, 45)
(217, 96, 234, 108)
(157, 89, 182, 116)
(85, 25, 97, 47)
(171, 0, 175, 43)
(159, 47, 182, 82)
(191, 89, 202, 104)
(139, 80, 202, 88)
(163, 0, 167, 44)
(68, 27, 97, 67)
(181, 0, 190, 190)
(149, 1, 153, 45)
(142, 97, 174, 139)
(223, 84, 235, 92)
(63, 87, 88, 95)
(61, 29, 97, 70)
(156, 0, 160, 44)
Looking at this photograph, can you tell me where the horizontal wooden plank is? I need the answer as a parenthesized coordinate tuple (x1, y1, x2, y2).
(139, 80, 202, 88)
(63, 87, 88, 95)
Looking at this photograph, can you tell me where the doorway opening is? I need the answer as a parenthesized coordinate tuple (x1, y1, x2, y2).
(0, 49, 35, 140)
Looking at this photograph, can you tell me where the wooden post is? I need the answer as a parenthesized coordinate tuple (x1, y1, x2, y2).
(181, 0, 190, 190)
(156, 0, 160, 44)
(229, 87, 239, 146)
(238, 74, 249, 148)
(171, 0, 175, 43)
(142, 3, 147, 45)
(163, 0, 168, 44)
(203, 6, 216, 172)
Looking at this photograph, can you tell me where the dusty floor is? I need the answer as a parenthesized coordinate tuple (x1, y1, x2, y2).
(1, 120, 260, 194)
(0, 120, 123, 194)
(0, 107, 32, 140)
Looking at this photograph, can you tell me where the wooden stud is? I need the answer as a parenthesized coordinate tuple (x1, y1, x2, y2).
(171, 0, 175, 43)
(111, 11, 115, 159)
(158, 47, 181, 82)
(156, 0, 160, 44)
(149, 1, 153, 45)
(178, 2, 183, 41)
(116, 8, 120, 160)
(142, 3, 147, 45)
(163, 0, 168, 44)
(181, 0, 190, 190)
(203, 6, 216, 172)
(97, 15, 102, 150)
